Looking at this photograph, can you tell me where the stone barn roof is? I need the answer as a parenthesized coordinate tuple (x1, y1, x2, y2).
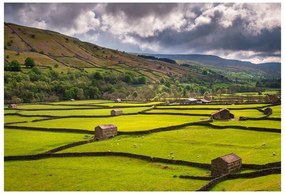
(212, 108, 229, 115)
(111, 109, 122, 112)
(97, 124, 117, 130)
(217, 153, 241, 164)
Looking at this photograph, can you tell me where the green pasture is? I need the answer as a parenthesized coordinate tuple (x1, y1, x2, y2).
(4, 129, 85, 156)
(4, 109, 18, 114)
(19, 107, 150, 117)
(62, 126, 280, 164)
(212, 174, 281, 191)
(50, 99, 113, 105)
(4, 157, 208, 191)
(148, 109, 215, 115)
(13, 115, 208, 132)
(270, 105, 281, 118)
(212, 119, 281, 129)
(14, 104, 97, 110)
(157, 104, 269, 109)
(4, 115, 46, 124)
(230, 109, 265, 118)
(99, 102, 163, 107)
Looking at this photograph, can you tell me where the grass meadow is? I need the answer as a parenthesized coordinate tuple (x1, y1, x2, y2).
(4, 100, 281, 191)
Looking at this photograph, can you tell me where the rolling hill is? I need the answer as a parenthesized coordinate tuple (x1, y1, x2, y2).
(144, 54, 281, 79)
(5, 22, 190, 83)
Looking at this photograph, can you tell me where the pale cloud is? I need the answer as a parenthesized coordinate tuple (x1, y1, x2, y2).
(64, 11, 100, 36)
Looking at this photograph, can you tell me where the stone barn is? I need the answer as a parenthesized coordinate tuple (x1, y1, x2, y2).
(8, 104, 17, 109)
(264, 107, 273, 115)
(111, 109, 123, 116)
(95, 124, 118, 140)
(197, 99, 211, 104)
(211, 153, 242, 177)
(211, 108, 234, 120)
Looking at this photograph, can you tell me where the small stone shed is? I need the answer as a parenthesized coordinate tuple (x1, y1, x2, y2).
(8, 104, 17, 109)
(95, 124, 118, 140)
(197, 99, 211, 104)
(115, 98, 121, 103)
(111, 109, 123, 116)
(211, 108, 234, 120)
(264, 107, 273, 115)
(211, 153, 242, 177)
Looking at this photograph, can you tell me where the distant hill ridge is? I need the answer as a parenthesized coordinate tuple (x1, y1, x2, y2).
(143, 54, 281, 78)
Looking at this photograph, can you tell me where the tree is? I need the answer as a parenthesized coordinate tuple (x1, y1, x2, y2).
(93, 72, 103, 80)
(4, 60, 21, 71)
(132, 91, 138, 98)
(25, 57, 36, 68)
(137, 76, 146, 84)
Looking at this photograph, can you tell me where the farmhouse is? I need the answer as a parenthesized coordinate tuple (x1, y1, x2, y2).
(8, 104, 17, 109)
(95, 124, 118, 140)
(211, 108, 234, 120)
(211, 153, 242, 177)
(111, 109, 123, 116)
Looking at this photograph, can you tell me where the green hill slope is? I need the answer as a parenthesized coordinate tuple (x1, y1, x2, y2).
(5, 23, 188, 82)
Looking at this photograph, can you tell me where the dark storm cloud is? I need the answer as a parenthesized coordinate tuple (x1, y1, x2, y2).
(4, 3, 281, 63)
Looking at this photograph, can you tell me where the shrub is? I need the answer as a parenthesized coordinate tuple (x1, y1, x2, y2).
(5, 60, 21, 71)
(25, 57, 36, 68)
(30, 48, 37, 52)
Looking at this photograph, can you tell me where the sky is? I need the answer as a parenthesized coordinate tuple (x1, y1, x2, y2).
(4, 3, 281, 64)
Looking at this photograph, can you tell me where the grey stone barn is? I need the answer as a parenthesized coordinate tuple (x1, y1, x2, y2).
(264, 107, 273, 115)
(95, 124, 118, 140)
(115, 98, 121, 103)
(211, 153, 242, 177)
(211, 108, 234, 120)
(111, 109, 123, 116)
(8, 104, 17, 109)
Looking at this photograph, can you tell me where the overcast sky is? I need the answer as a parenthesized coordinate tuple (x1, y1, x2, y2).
(4, 3, 281, 63)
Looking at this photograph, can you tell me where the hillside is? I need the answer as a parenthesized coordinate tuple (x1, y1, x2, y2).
(4, 23, 280, 103)
(4, 23, 189, 83)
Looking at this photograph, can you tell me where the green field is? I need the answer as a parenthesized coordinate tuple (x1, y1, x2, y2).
(4, 115, 46, 124)
(4, 129, 86, 156)
(60, 126, 280, 164)
(212, 119, 281, 129)
(13, 114, 208, 131)
(4, 101, 281, 191)
(212, 174, 281, 191)
(148, 109, 215, 115)
(4, 157, 208, 191)
(50, 99, 113, 105)
(13, 104, 97, 110)
(157, 104, 269, 109)
(18, 107, 150, 116)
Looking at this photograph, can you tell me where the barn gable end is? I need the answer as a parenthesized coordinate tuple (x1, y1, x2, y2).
(211, 153, 242, 177)
(95, 124, 118, 141)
